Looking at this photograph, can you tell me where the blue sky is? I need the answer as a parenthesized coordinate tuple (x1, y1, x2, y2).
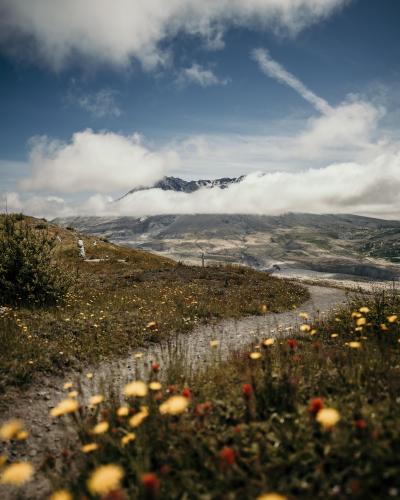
(1, 0, 400, 218)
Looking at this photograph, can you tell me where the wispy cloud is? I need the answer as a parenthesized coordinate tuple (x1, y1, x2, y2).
(252, 48, 332, 114)
(75, 89, 122, 118)
(178, 64, 229, 87)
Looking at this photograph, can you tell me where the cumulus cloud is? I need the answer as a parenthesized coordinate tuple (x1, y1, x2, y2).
(178, 63, 228, 87)
(0, 0, 350, 69)
(20, 129, 179, 193)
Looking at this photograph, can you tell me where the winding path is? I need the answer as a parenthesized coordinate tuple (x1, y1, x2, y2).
(0, 285, 348, 499)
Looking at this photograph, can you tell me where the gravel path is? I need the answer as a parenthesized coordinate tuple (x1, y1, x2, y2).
(0, 284, 348, 499)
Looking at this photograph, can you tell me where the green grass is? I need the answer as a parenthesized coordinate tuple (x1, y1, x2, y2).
(0, 216, 308, 397)
(33, 289, 400, 499)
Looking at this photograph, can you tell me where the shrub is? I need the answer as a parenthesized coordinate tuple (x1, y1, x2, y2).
(0, 214, 72, 306)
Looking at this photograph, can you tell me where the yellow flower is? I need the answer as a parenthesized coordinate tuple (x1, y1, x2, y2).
(124, 381, 148, 397)
(316, 408, 340, 429)
(16, 430, 28, 441)
(299, 312, 309, 319)
(92, 421, 109, 434)
(249, 352, 262, 360)
(63, 382, 73, 390)
(300, 324, 311, 332)
(134, 352, 144, 359)
(81, 443, 99, 453)
(348, 341, 362, 349)
(50, 399, 79, 418)
(310, 329, 317, 335)
(359, 307, 370, 313)
(356, 317, 366, 326)
(381, 323, 389, 331)
(121, 433, 136, 446)
(87, 464, 124, 495)
(68, 391, 78, 398)
(149, 382, 162, 391)
(209, 340, 219, 348)
(0, 462, 34, 485)
(257, 494, 287, 500)
(331, 333, 339, 338)
(86, 372, 94, 379)
(129, 407, 149, 428)
(263, 338, 274, 346)
(351, 311, 362, 318)
(159, 396, 189, 415)
(388, 315, 398, 323)
(50, 489, 72, 500)
(0, 419, 24, 440)
(90, 395, 104, 406)
(0, 455, 7, 468)
(260, 304, 268, 314)
(117, 406, 129, 417)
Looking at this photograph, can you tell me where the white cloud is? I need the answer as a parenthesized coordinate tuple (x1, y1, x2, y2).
(178, 64, 228, 87)
(20, 129, 179, 193)
(252, 48, 332, 114)
(75, 89, 122, 118)
(0, 0, 350, 69)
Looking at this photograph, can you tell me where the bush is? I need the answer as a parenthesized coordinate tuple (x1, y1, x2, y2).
(0, 214, 72, 306)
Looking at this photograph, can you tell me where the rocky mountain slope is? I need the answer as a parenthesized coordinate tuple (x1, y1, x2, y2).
(53, 213, 400, 280)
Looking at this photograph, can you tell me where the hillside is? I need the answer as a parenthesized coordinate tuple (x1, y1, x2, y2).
(53, 213, 400, 280)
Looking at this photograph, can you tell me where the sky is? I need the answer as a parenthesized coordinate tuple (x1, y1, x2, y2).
(1, 0, 400, 219)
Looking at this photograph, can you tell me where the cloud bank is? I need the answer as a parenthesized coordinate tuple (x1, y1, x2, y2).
(0, 0, 350, 69)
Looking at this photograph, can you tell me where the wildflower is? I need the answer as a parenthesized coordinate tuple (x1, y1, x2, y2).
(90, 395, 104, 406)
(50, 490, 72, 500)
(257, 494, 287, 500)
(359, 307, 370, 313)
(117, 406, 130, 417)
(159, 396, 189, 415)
(316, 408, 341, 429)
(151, 362, 160, 373)
(249, 352, 262, 360)
(149, 382, 162, 391)
(356, 317, 366, 326)
(129, 407, 149, 428)
(121, 433, 136, 446)
(141, 473, 160, 495)
(87, 464, 124, 495)
(352, 312, 362, 318)
(63, 382, 73, 390)
(348, 341, 362, 349)
(86, 373, 94, 379)
(263, 338, 274, 346)
(92, 421, 109, 434)
(0, 455, 7, 467)
(308, 397, 324, 414)
(81, 443, 99, 453)
(16, 430, 28, 441)
(388, 315, 398, 323)
(299, 312, 309, 319)
(242, 383, 253, 398)
(381, 323, 389, 331)
(260, 304, 268, 314)
(219, 446, 236, 467)
(210, 340, 219, 348)
(355, 419, 367, 430)
(287, 339, 298, 349)
(50, 399, 79, 418)
(124, 381, 148, 398)
(331, 333, 339, 338)
(0, 419, 24, 441)
(300, 324, 311, 332)
(146, 321, 157, 329)
(68, 391, 78, 398)
(134, 352, 144, 359)
(194, 402, 212, 417)
(182, 387, 191, 399)
(0, 462, 33, 485)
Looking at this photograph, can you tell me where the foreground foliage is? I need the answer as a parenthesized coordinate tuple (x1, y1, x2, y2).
(2, 289, 399, 499)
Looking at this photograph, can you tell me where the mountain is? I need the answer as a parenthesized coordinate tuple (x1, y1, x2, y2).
(120, 175, 245, 198)
(53, 213, 400, 281)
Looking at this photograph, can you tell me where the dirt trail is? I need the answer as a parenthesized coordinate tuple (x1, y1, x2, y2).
(0, 285, 348, 499)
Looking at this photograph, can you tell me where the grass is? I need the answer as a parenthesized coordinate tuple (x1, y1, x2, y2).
(20, 288, 398, 499)
(0, 215, 308, 398)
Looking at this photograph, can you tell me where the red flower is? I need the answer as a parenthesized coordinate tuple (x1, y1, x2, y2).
(141, 473, 160, 495)
(182, 387, 191, 399)
(151, 362, 160, 373)
(242, 383, 253, 398)
(160, 465, 171, 475)
(355, 419, 367, 430)
(308, 397, 324, 414)
(219, 446, 236, 467)
(194, 402, 212, 417)
(102, 491, 125, 500)
(167, 385, 176, 394)
(234, 425, 241, 434)
(287, 339, 297, 349)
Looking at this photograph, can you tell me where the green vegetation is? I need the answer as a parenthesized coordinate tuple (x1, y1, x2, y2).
(0, 215, 308, 396)
(32, 290, 400, 499)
